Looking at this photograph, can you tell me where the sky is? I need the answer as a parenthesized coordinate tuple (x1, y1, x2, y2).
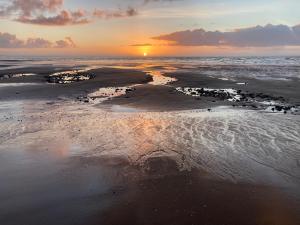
(1, 0, 300, 56)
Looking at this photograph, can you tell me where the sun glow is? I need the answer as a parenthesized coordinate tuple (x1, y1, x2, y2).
(137, 45, 151, 57)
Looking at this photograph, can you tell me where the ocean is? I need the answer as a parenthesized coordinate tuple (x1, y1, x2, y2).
(1, 56, 300, 81)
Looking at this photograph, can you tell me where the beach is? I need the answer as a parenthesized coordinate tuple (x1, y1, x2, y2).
(0, 57, 300, 225)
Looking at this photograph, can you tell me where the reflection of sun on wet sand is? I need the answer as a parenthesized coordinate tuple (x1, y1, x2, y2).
(1, 100, 299, 184)
(147, 70, 177, 85)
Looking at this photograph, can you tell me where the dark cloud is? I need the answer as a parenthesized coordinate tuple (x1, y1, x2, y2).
(152, 24, 300, 47)
(144, 0, 182, 4)
(130, 43, 153, 46)
(0, 32, 24, 48)
(126, 7, 139, 17)
(93, 7, 138, 19)
(0, 0, 138, 26)
(0, 32, 76, 48)
(293, 24, 300, 36)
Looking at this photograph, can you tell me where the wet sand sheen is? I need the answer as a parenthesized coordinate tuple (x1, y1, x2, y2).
(97, 164, 300, 225)
(0, 151, 299, 225)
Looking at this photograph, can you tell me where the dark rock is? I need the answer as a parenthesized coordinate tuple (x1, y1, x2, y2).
(249, 93, 255, 98)
(275, 105, 283, 111)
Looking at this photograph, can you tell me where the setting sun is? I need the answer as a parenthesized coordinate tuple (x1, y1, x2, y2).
(143, 52, 148, 57)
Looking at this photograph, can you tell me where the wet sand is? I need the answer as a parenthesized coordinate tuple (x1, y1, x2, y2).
(0, 68, 152, 100)
(1, 64, 299, 110)
(106, 71, 300, 111)
(97, 164, 300, 225)
(0, 64, 300, 225)
(103, 84, 230, 111)
(1, 153, 299, 225)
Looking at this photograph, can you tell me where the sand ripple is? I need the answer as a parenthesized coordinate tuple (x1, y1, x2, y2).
(0, 101, 299, 186)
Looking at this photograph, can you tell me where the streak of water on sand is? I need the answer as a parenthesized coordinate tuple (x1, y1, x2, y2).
(81, 65, 177, 104)
(0, 83, 41, 87)
(1, 100, 299, 189)
(99, 64, 178, 86)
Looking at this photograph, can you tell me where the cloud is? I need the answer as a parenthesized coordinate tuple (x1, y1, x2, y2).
(130, 43, 153, 47)
(293, 24, 300, 36)
(0, 32, 76, 48)
(93, 7, 138, 19)
(25, 37, 52, 48)
(0, 32, 24, 48)
(152, 24, 300, 47)
(55, 37, 76, 48)
(0, 0, 138, 26)
(0, 0, 63, 17)
(16, 9, 90, 26)
(144, 0, 182, 4)
(0, 0, 89, 25)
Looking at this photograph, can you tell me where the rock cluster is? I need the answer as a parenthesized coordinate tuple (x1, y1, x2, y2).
(0, 75, 10, 80)
(176, 86, 299, 114)
(176, 87, 241, 101)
